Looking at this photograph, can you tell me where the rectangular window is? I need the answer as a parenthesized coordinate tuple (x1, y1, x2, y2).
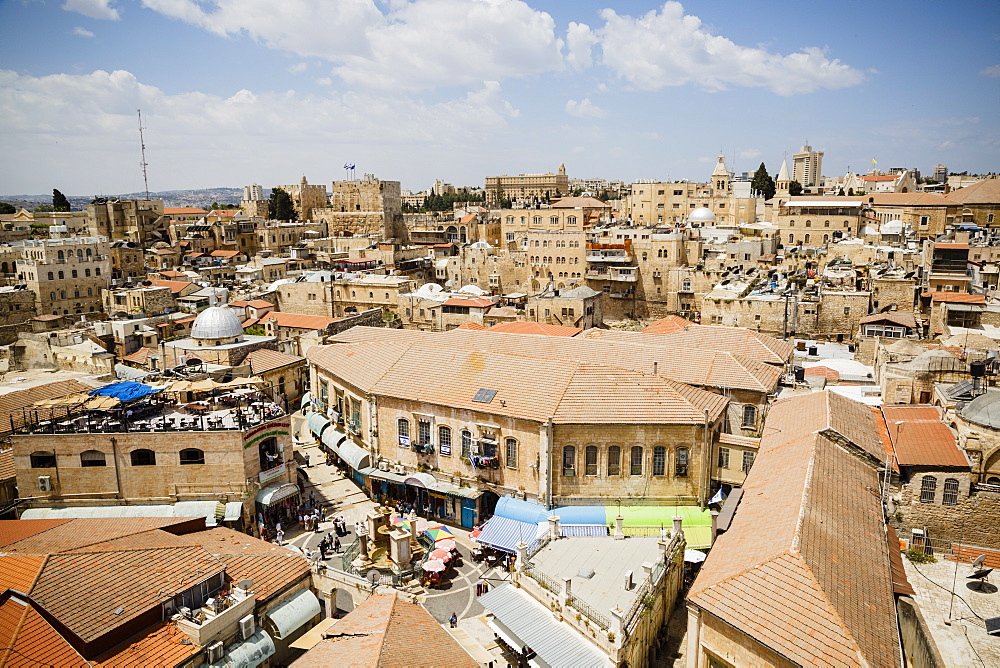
(417, 420, 431, 445)
(742, 451, 755, 473)
(350, 399, 361, 434)
(505, 438, 517, 469)
(439, 426, 452, 456)
(942, 478, 959, 506)
(585, 446, 598, 476)
(919, 476, 936, 503)
(653, 447, 666, 476)
(718, 447, 730, 469)
(630, 447, 643, 476)
(607, 447, 621, 476)
(461, 431, 473, 459)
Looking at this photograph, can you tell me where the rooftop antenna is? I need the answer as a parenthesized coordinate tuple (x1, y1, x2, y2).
(138, 109, 150, 200)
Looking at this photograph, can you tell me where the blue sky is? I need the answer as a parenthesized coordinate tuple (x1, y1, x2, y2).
(1, 0, 997, 196)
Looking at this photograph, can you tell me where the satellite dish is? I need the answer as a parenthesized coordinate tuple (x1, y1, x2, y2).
(971, 554, 988, 570)
(239, 578, 253, 590)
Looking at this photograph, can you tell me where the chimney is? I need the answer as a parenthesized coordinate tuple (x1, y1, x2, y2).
(560, 577, 571, 606)
(672, 516, 684, 538)
(547, 515, 560, 540)
(624, 570, 633, 590)
(614, 515, 625, 540)
(653, 361, 658, 375)
(710, 510, 720, 546)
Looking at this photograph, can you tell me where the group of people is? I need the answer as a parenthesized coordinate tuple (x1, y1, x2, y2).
(307, 532, 341, 561)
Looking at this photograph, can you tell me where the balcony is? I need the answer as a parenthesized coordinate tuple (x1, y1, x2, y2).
(586, 268, 637, 282)
(585, 251, 632, 263)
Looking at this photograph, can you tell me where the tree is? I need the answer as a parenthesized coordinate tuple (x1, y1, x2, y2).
(33, 204, 55, 213)
(789, 180, 803, 197)
(837, 188, 845, 196)
(268, 187, 297, 221)
(52, 189, 71, 212)
(0, 202, 15, 214)
(751, 162, 775, 200)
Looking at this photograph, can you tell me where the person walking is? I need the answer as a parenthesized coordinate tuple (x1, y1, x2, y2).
(334, 535, 341, 553)
(449, 613, 458, 628)
(304, 452, 311, 468)
(319, 541, 327, 561)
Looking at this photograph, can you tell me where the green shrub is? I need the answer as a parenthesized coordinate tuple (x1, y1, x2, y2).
(903, 549, 936, 564)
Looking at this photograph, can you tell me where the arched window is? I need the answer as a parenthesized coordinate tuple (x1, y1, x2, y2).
(986, 476, 1000, 486)
(179, 448, 205, 465)
(804, 233, 811, 244)
(607, 445, 621, 476)
(74, 289, 80, 298)
(942, 478, 960, 505)
(919, 476, 937, 503)
(676, 447, 689, 477)
(57, 250, 64, 260)
(562, 445, 576, 476)
(788, 234, 794, 244)
(71, 270, 78, 278)
(585, 445, 598, 475)
(397, 418, 410, 443)
(60, 291, 66, 299)
(505, 438, 518, 469)
(630, 446, 643, 476)
(30, 451, 56, 468)
(130, 449, 156, 466)
(80, 450, 106, 467)
(438, 425, 452, 455)
(49, 292, 56, 301)
(461, 429, 473, 459)
(653, 446, 666, 476)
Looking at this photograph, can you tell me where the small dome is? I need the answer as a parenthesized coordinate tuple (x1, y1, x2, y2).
(961, 390, 1000, 429)
(688, 207, 716, 223)
(191, 306, 244, 341)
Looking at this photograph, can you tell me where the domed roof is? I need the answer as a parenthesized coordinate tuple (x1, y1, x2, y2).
(961, 390, 1000, 429)
(191, 306, 244, 340)
(688, 207, 716, 223)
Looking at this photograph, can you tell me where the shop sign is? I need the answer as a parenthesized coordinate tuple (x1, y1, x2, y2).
(259, 464, 286, 484)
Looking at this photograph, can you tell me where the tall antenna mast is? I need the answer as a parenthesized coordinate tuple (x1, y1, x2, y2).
(137, 109, 150, 199)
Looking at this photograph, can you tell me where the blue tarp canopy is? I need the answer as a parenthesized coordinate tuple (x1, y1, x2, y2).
(492, 496, 548, 524)
(477, 515, 543, 554)
(88, 381, 161, 402)
(551, 505, 606, 524)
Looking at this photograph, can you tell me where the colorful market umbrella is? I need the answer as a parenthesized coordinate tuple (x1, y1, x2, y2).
(422, 559, 447, 572)
(430, 548, 451, 560)
(435, 539, 457, 551)
(425, 526, 455, 543)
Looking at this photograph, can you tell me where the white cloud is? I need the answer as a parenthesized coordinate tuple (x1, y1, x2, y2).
(73, 26, 96, 38)
(0, 69, 520, 192)
(565, 98, 607, 119)
(565, 22, 597, 70)
(981, 64, 1000, 78)
(288, 62, 309, 74)
(63, 0, 120, 21)
(738, 149, 761, 160)
(595, 2, 864, 95)
(142, 0, 563, 91)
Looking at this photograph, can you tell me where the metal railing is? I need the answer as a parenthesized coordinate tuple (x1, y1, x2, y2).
(523, 562, 561, 594)
(567, 593, 610, 630)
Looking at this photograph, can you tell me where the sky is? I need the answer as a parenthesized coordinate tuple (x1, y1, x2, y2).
(1, 0, 998, 196)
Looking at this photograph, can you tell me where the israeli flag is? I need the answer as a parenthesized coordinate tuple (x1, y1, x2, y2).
(348, 163, 356, 170)
(709, 488, 724, 505)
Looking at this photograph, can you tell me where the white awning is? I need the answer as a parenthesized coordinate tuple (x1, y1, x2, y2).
(333, 439, 371, 470)
(255, 482, 299, 507)
(307, 412, 331, 438)
(265, 588, 321, 640)
(207, 629, 275, 668)
(223, 501, 244, 522)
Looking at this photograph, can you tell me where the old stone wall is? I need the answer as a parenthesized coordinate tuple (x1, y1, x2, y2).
(893, 471, 1000, 550)
(693, 609, 796, 668)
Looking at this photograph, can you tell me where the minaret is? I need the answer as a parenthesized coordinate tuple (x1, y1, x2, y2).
(712, 154, 731, 194)
(557, 162, 566, 176)
(775, 159, 791, 198)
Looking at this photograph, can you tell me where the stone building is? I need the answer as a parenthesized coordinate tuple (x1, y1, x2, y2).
(311, 174, 404, 240)
(275, 270, 413, 319)
(276, 175, 328, 221)
(109, 240, 146, 281)
(952, 390, 1000, 487)
(486, 163, 569, 203)
(525, 285, 603, 330)
(17, 230, 111, 316)
(85, 197, 167, 244)
(767, 195, 864, 247)
(102, 284, 177, 317)
(162, 305, 276, 368)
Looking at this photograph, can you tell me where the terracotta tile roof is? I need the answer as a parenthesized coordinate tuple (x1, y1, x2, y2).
(208, 209, 238, 217)
(948, 543, 1000, 568)
(487, 321, 581, 337)
(859, 311, 918, 328)
(948, 178, 1000, 204)
(456, 322, 488, 330)
(0, 518, 197, 554)
(443, 297, 495, 308)
(310, 341, 728, 425)
(924, 292, 986, 303)
(0, 593, 89, 667)
(688, 391, 901, 668)
(886, 526, 915, 596)
(933, 242, 969, 249)
(862, 174, 899, 182)
(877, 405, 969, 468)
(0, 379, 96, 436)
(229, 300, 250, 307)
(163, 207, 207, 215)
(121, 347, 158, 364)
(149, 279, 194, 294)
(30, 546, 223, 642)
(260, 311, 338, 330)
(591, 325, 794, 365)
(244, 348, 305, 375)
(332, 327, 780, 394)
(157, 270, 187, 278)
(246, 300, 274, 308)
(292, 591, 477, 668)
(0, 447, 14, 481)
(0, 556, 46, 594)
(642, 315, 697, 334)
(210, 250, 240, 258)
(717, 433, 760, 449)
(459, 213, 477, 225)
(93, 621, 200, 667)
(805, 365, 840, 380)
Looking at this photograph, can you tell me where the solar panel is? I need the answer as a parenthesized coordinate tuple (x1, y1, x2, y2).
(946, 380, 974, 399)
(985, 616, 1000, 636)
(472, 388, 498, 403)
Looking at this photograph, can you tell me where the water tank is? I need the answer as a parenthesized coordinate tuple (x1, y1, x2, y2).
(794, 366, 805, 382)
(808, 346, 818, 356)
(971, 361, 987, 378)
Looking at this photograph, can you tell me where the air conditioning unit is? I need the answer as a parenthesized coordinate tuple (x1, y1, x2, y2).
(392, 464, 406, 475)
(378, 460, 390, 472)
(238, 614, 255, 640)
(38, 476, 52, 492)
(207, 641, 224, 663)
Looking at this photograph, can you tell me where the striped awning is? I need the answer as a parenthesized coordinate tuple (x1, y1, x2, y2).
(476, 516, 543, 554)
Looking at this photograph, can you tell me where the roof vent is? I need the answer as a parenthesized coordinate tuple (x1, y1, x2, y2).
(577, 568, 596, 579)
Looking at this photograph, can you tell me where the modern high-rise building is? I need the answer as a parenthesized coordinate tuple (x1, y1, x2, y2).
(792, 145, 824, 187)
(933, 164, 948, 183)
(243, 183, 264, 201)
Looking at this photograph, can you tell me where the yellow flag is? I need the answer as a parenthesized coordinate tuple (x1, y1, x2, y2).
(871, 158, 877, 165)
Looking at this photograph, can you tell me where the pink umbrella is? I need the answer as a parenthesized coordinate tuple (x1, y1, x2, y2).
(436, 539, 457, 551)
(469, 529, 482, 540)
(422, 559, 447, 572)
(430, 548, 451, 560)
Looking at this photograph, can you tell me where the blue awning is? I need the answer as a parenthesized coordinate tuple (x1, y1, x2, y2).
(307, 412, 331, 438)
(207, 630, 275, 668)
(265, 588, 321, 640)
(492, 496, 548, 524)
(89, 381, 161, 402)
(551, 505, 605, 524)
(476, 515, 543, 554)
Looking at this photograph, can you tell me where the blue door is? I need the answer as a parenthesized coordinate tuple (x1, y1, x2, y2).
(461, 499, 477, 528)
